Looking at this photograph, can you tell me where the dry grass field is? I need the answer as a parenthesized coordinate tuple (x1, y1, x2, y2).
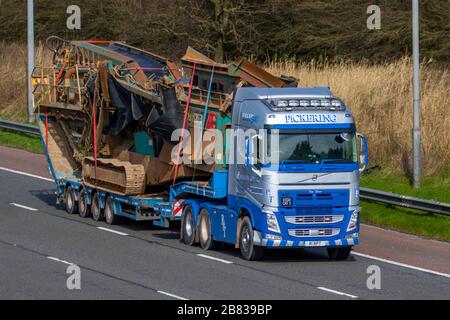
(0, 42, 448, 176)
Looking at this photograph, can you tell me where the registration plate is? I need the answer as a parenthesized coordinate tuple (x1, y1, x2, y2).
(304, 241, 328, 247)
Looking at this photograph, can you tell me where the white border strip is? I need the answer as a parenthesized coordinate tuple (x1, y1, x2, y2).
(157, 290, 189, 301)
(97, 227, 128, 236)
(10, 203, 38, 212)
(0, 167, 53, 182)
(353, 252, 450, 278)
(197, 254, 233, 264)
(317, 287, 358, 299)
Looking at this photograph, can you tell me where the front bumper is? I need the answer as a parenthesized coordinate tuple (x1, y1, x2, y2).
(253, 231, 359, 248)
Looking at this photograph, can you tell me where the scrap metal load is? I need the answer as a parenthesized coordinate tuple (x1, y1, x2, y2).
(32, 37, 297, 195)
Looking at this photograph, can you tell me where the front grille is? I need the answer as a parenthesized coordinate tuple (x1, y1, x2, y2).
(285, 215, 344, 225)
(288, 228, 340, 238)
(296, 207, 333, 215)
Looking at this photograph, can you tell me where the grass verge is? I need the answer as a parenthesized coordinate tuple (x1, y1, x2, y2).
(361, 171, 449, 203)
(361, 170, 449, 242)
(362, 201, 450, 242)
(0, 130, 43, 154)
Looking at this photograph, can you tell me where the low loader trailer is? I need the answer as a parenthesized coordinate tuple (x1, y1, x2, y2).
(34, 39, 368, 260)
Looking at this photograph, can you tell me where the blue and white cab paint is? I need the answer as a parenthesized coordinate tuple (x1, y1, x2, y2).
(226, 87, 368, 252)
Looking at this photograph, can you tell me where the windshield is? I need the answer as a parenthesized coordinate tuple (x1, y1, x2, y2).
(267, 132, 357, 165)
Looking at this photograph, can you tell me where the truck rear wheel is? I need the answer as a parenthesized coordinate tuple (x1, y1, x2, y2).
(240, 217, 265, 261)
(327, 247, 352, 260)
(78, 189, 91, 218)
(65, 187, 78, 215)
(199, 209, 221, 251)
(104, 197, 120, 225)
(91, 193, 104, 222)
(182, 205, 196, 246)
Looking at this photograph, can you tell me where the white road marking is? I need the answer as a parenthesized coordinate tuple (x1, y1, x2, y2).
(197, 254, 233, 264)
(157, 290, 189, 301)
(317, 287, 358, 299)
(0, 167, 53, 182)
(47, 257, 75, 266)
(97, 227, 128, 236)
(353, 252, 450, 279)
(10, 203, 38, 212)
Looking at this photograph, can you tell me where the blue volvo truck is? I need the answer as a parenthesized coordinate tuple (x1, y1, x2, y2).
(38, 86, 368, 261)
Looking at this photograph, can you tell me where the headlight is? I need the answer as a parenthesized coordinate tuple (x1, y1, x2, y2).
(347, 210, 360, 232)
(264, 211, 281, 234)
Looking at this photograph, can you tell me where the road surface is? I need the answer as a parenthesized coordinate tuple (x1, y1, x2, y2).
(0, 145, 449, 300)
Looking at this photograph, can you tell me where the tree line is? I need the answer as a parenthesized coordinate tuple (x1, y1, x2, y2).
(0, 0, 448, 64)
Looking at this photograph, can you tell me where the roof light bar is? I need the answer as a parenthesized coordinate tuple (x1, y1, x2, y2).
(269, 99, 346, 112)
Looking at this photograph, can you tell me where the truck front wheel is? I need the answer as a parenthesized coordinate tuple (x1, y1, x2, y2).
(65, 187, 78, 215)
(327, 247, 352, 260)
(240, 217, 265, 261)
(182, 206, 196, 246)
(199, 209, 220, 251)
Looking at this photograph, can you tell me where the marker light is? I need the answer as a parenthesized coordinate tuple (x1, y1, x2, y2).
(332, 100, 343, 108)
(289, 100, 300, 107)
(299, 100, 311, 107)
(310, 100, 321, 107)
(276, 100, 289, 108)
(321, 100, 331, 107)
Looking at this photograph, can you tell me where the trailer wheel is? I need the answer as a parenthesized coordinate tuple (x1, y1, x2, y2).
(65, 187, 78, 215)
(239, 217, 265, 261)
(181, 205, 196, 246)
(199, 209, 221, 251)
(78, 189, 91, 218)
(104, 197, 120, 225)
(91, 193, 104, 222)
(327, 247, 352, 260)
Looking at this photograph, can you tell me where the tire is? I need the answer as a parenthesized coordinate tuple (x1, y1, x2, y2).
(104, 197, 120, 225)
(327, 247, 352, 260)
(78, 189, 91, 218)
(199, 209, 221, 251)
(65, 186, 78, 215)
(181, 205, 196, 246)
(91, 193, 104, 222)
(239, 217, 265, 261)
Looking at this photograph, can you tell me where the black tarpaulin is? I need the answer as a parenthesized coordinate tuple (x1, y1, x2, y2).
(108, 76, 149, 135)
(145, 87, 184, 142)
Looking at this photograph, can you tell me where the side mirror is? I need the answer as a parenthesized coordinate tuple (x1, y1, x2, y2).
(357, 133, 369, 173)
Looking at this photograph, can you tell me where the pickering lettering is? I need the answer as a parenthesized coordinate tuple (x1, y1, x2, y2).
(285, 114, 338, 124)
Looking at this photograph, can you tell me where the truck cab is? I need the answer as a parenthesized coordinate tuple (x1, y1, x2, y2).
(225, 87, 368, 260)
